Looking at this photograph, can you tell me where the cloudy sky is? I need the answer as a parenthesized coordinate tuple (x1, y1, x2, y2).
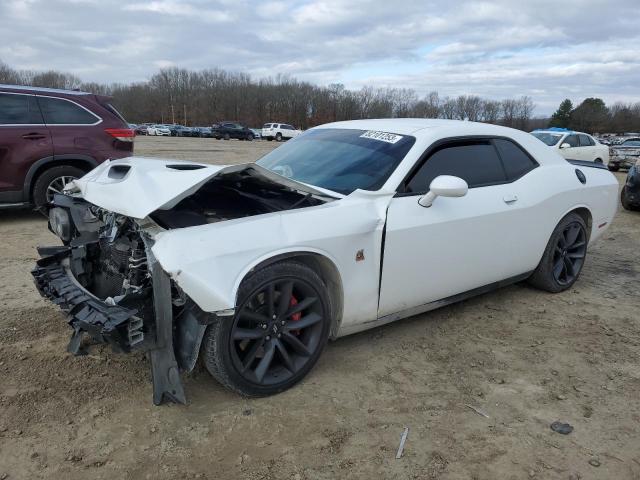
(1, 0, 639, 114)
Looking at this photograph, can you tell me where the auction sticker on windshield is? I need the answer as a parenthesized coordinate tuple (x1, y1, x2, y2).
(360, 131, 403, 144)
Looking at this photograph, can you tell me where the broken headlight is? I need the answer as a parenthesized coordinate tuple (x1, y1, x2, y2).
(49, 207, 72, 242)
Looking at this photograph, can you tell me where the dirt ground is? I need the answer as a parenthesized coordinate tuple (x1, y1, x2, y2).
(0, 136, 639, 479)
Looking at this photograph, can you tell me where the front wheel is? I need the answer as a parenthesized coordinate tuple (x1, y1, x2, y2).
(202, 261, 331, 397)
(275, 133, 283, 142)
(33, 165, 85, 209)
(223, 133, 230, 140)
(527, 212, 588, 293)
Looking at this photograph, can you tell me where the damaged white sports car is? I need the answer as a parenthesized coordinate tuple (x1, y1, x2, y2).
(33, 119, 618, 404)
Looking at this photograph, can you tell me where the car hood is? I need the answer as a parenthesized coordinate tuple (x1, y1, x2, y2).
(65, 157, 337, 219)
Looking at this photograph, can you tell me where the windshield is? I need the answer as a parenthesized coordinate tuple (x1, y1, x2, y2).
(622, 139, 640, 147)
(532, 132, 563, 146)
(256, 128, 416, 195)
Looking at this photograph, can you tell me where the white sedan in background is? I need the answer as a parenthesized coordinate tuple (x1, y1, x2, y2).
(262, 123, 302, 141)
(531, 128, 609, 165)
(147, 124, 171, 136)
(34, 119, 618, 404)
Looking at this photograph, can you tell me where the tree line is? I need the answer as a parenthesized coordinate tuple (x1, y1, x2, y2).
(2, 59, 638, 133)
(549, 98, 640, 134)
(0, 60, 539, 129)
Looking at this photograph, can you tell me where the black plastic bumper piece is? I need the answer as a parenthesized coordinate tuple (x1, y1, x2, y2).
(32, 251, 143, 355)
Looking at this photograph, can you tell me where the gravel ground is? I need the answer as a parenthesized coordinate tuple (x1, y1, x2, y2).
(0, 136, 639, 479)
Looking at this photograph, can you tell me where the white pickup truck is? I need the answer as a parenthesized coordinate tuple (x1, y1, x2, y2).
(261, 123, 302, 141)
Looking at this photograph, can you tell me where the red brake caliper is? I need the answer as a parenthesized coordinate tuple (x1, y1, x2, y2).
(289, 295, 302, 321)
(289, 295, 301, 334)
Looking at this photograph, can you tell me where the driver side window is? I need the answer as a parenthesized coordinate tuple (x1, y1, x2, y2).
(564, 135, 579, 147)
(404, 140, 506, 194)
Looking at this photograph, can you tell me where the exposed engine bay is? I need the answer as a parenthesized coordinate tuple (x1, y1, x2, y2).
(150, 169, 327, 229)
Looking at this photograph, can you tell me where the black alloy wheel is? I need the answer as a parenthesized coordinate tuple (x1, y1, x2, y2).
(203, 261, 331, 396)
(528, 212, 588, 293)
(551, 221, 587, 286)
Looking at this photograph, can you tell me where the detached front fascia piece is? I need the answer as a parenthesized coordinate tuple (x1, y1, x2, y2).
(32, 119, 619, 404)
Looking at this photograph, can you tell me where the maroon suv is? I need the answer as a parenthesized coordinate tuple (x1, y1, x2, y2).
(0, 84, 134, 209)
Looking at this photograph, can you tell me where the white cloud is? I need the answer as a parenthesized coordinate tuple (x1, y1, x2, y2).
(0, 0, 638, 113)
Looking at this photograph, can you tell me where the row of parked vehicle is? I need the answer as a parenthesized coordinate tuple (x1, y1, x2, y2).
(531, 127, 640, 172)
(131, 122, 303, 142)
(132, 124, 213, 138)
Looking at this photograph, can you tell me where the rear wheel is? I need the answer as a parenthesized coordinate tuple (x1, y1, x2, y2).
(595, 158, 603, 164)
(33, 165, 85, 209)
(621, 186, 638, 211)
(246, 133, 254, 141)
(202, 261, 331, 397)
(528, 212, 588, 293)
(224, 133, 230, 140)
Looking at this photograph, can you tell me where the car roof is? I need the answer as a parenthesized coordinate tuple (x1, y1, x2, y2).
(533, 128, 590, 136)
(0, 84, 92, 96)
(317, 118, 529, 137)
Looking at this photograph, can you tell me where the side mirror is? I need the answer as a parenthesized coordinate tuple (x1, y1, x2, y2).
(418, 175, 468, 208)
(560, 142, 571, 149)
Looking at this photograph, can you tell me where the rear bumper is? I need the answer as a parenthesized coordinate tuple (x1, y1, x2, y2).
(32, 247, 144, 354)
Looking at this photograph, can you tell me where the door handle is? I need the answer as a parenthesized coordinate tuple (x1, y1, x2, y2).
(22, 133, 46, 140)
(503, 194, 518, 204)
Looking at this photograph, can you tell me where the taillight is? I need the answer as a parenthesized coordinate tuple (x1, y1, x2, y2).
(105, 128, 135, 142)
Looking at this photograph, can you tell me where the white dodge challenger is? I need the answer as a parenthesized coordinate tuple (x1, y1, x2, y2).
(33, 119, 618, 404)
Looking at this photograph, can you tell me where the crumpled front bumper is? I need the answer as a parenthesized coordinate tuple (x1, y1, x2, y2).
(32, 246, 144, 355)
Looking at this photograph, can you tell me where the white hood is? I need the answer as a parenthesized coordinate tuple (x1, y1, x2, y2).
(66, 157, 335, 219)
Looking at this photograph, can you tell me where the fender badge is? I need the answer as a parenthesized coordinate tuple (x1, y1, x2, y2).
(355, 249, 365, 262)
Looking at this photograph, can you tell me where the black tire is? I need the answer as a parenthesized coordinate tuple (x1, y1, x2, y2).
(621, 186, 638, 211)
(224, 133, 230, 140)
(609, 164, 620, 172)
(33, 165, 85, 209)
(246, 133, 254, 141)
(528, 212, 588, 293)
(267, 137, 273, 141)
(594, 158, 603, 164)
(202, 261, 332, 397)
(275, 133, 283, 142)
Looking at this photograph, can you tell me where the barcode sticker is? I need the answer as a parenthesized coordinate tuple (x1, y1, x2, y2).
(360, 130, 403, 144)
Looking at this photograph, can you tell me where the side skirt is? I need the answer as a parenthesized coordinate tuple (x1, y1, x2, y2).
(340, 271, 533, 336)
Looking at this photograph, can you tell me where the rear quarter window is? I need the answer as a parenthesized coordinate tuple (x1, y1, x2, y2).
(37, 96, 100, 125)
(493, 139, 538, 180)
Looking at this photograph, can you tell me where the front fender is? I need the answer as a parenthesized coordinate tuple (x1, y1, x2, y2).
(150, 192, 392, 327)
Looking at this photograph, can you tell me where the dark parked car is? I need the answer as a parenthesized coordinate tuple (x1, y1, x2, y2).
(0, 84, 134, 209)
(212, 122, 254, 140)
(166, 125, 183, 137)
(194, 127, 212, 138)
(135, 124, 149, 135)
(178, 126, 196, 137)
(621, 160, 640, 211)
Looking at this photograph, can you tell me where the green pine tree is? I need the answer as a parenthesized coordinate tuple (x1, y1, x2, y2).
(549, 99, 573, 128)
